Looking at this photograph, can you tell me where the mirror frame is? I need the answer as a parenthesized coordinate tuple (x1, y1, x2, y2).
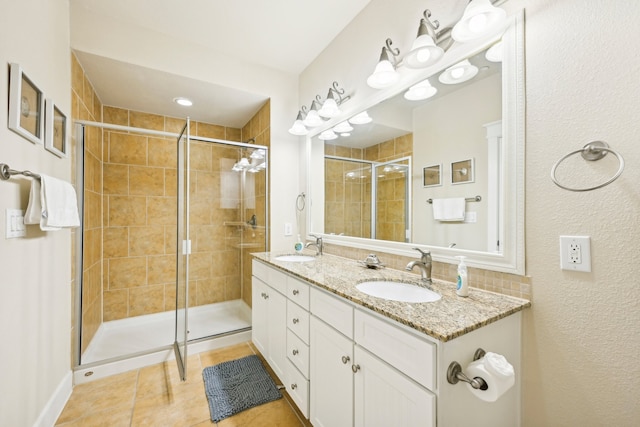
(306, 11, 525, 275)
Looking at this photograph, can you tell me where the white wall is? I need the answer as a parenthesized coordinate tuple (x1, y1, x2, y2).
(69, 7, 302, 252)
(0, 1, 73, 425)
(300, 0, 640, 425)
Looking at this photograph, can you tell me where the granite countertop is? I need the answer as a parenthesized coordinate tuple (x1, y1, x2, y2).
(252, 251, 530, 342)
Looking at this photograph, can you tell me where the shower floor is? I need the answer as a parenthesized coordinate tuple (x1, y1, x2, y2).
(81, 300, 251, 364)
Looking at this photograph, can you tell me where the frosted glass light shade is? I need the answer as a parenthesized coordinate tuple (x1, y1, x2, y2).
(405, 35, 444, 68)
(349, 111, 373, 125)
(404, 79, 438, 101)
(439, 60, 479, 84)
(485, 40, 504, 62)
(367, 60, 399, 89)
(452, 0, 506, 42)
(318, 130, 338, 141)
(288, 119, 309, 136)
(303, 109, 324, 127)
(333, 121, 354, 133)
(318, 98, 341, 118)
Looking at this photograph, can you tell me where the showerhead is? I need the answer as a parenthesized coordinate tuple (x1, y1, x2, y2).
(245, 137, 256, 144)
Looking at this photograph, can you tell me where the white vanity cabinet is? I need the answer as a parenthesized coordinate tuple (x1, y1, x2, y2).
(251, 262, 288, 382)
(253, 259, 523, 427)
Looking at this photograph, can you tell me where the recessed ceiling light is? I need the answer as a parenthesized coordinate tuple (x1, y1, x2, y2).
(173, 97, 193, 107)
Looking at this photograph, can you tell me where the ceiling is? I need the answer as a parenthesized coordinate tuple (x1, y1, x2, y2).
(69, 0, 371, 129)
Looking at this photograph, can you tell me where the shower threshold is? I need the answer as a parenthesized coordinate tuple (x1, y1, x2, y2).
(76, 300, 251, 382)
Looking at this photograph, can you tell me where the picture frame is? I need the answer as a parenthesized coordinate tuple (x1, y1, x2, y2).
(8, 63, 45, 145)
(423, 163, 442, 187)
(44, 99, 68, 158)
(451, 158, 475, 185)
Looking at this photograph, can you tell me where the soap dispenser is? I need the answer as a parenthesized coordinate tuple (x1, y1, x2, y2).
(456, 256, 469, 297)
(294, 234, 304, 253)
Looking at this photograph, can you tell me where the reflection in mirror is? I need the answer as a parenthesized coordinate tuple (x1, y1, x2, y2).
(318, 42, 500, 250)
(308, 12, 524, 274)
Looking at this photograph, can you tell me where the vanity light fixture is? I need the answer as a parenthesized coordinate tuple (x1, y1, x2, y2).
(404, 78, 438, 101)
(485, 40, 504, 62)
(404, 11, 445, 69)
(173, 97, 193, 107)
(318, 82, 350, 118)
(438, 59, 479, 84)
(367, 38, 401, 89)
(348, 111, 373, 125)
(318, 130, 338, 141)
(451, 0, 507, 42)
(303, 99, 324, 128)
(288, 110, 309, 136)
(333, 121, 354, 134)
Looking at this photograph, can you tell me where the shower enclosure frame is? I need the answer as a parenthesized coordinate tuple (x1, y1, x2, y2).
(72, 119, 269, 374)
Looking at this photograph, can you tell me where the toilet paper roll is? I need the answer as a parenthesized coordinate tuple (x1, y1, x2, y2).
(465, 353, 515, 402)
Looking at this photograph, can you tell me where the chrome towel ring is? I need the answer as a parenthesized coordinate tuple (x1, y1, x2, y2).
(551, 141, 624, 192)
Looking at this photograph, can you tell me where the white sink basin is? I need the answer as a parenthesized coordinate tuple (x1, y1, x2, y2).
(356, 281, 441, 303)
(274, 254, 315, 262)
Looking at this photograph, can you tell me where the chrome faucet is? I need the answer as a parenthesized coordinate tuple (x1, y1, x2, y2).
(406, 247, 432, 283)
(305, 234, 324, 256)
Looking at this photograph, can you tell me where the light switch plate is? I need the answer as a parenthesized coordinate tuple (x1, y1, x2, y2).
(6, 209, 26, 239)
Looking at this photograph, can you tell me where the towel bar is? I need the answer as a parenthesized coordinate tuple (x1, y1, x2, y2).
(427, 195, 481, 204)
(0, 163, 41, 181)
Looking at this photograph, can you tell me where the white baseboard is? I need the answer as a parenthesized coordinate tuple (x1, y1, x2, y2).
(33, 370, 72, 427)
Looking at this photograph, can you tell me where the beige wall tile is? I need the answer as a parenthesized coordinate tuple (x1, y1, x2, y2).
(103, 106, 129, 126)
(130, 111, 164, 131)
(189, 142, 212, 171)
(164, 116, 186, 134)
(129, 285, 165, 317)
(103, 164, 129, 195)
(104, 227, 129, 258)
(103, 289, 129, 321)
(226, 127, 241, 141)
(109, 196, 147, 226)
(129, 226, 165, 256)
(164, 169, 177, 197)
(71, 54, 84, 98)
(108, 257, 147, 289)
(148, 137, 177, 168)
(129, 166, 165, 196)
(196, 122, 225, 139)
(109, 132, 147, 165)
(148, 255, 176, 285)
(147, 197, 177, 226)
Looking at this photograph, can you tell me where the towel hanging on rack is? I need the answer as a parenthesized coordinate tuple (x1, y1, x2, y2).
(432, 198, 466, 222)
(25, 175, 80, 230)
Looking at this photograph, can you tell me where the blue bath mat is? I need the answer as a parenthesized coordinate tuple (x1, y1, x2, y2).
(202, 354, 282, 422)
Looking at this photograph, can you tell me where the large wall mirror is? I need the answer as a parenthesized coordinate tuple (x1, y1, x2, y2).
(307, 12, 524, 274)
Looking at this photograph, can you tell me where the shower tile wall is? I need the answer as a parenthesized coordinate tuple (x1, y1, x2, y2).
(72, 53, 103, 356)
(101, 107, 245, 322)
(324, 133, 412, 241)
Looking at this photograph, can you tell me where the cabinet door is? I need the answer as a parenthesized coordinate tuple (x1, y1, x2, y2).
(251, 277, 269, 356)
(310, 316, 354, 427)
(354, 347, 436, 427)
(266, 287, 287, 382)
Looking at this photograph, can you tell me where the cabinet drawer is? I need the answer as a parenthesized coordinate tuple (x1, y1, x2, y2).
(287, 329, 309, 378)
(287, 277, 310, 310)
(252, 260, 287, 294)
(286, 359, 309, 418)
(287, 300, 310, 344)
(310, 288, 353, 339)
(354, 309, 436, 390)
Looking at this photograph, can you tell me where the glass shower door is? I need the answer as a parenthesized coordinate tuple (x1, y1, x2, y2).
(174, 120, 190, 381)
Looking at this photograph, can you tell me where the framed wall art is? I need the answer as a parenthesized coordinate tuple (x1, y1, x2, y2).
(44, 99, 67, 158)
(8, 63, 45, 145)
(423, 163, 442, 187)
(451, 158, 475, 185)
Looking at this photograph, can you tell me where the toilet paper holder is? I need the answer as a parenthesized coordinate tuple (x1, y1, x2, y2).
(447, 348, 488, 390)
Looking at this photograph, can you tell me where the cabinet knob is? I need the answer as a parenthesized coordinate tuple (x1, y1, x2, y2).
(352, 364, 361, 373)
(341, 355, 350, 364)
(292, 349, 299, 356)
(292, 289, 299, 296)
(290, 383, 297, 390)
(292, 318, 299, 324)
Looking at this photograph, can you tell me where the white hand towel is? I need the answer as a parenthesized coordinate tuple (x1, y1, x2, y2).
(40, 175, 80, 229)
(24, 179, 61, 231)
(432, 197, 465, 222)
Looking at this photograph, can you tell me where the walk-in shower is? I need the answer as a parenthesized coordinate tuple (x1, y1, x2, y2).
(74, 117, 268, 378)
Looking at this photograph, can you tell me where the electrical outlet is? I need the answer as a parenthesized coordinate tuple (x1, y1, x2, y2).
(284, 222, 293, 236)
(560, 236, 591, 272)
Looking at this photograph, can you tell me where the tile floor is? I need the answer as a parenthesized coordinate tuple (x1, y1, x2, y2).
(56, 342, 311, 426)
